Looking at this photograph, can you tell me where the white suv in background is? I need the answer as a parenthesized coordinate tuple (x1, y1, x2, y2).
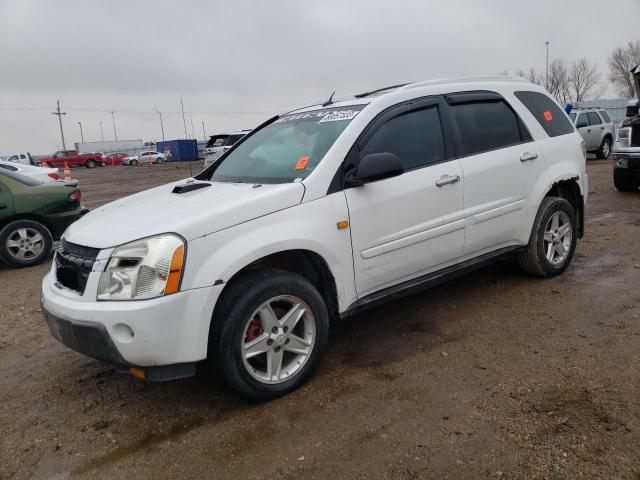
(568, 108, 613, 159)
(42, 77, 587, 400)
(203, 129, 251, 168)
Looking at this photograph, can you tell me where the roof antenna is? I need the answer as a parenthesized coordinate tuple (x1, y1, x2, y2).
(322, 91, 335, 107)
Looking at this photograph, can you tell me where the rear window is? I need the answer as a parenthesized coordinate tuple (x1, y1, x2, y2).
(514, 91, 574, 137)
(450, 100, 524, 156)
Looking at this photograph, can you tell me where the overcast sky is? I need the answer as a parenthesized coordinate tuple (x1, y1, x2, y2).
(1, 0, 638, 155)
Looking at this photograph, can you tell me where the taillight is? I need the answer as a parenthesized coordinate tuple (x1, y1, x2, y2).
(48, 172, 60, 180)
(223, 147, 230, 152)
(68, 189, 81, 202)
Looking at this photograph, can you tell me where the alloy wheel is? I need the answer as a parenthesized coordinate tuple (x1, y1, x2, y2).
(543, 211, 572, 265)
(6, 228, 45, 261)
(241, 295, 316, 384)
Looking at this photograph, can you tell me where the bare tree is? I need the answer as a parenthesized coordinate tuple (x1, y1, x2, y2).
(567, 58, 600, 102)
(608, 40, 640, 98)
(547, 58, 571, 104)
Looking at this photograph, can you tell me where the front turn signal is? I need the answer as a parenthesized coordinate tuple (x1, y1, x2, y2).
(164, 244, 185, 295)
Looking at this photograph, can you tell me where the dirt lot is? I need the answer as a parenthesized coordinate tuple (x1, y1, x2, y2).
(1, 160, 639, 479)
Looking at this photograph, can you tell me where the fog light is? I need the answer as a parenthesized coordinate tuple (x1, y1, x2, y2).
(615, 157, 628, 168)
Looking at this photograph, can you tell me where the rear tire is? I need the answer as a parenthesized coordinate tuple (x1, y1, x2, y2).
(208, 269, 329, 401)
(613, 169, 639, 192)
(86, 159, 96, 168)
(596, 137, 611, 159)
(517, 197, 577, 277)
(0, 220, 53, 267)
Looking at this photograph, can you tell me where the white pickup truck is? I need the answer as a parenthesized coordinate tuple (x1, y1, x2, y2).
(5, 152, 35, 165)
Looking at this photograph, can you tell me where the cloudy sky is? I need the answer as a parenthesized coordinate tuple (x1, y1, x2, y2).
(1, 0, 638, 155)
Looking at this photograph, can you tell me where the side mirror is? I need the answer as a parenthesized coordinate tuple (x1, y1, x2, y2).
(345, 152, 404, 186)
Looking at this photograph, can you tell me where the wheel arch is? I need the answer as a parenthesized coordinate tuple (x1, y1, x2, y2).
(0, 213, 55, 238)
(213, 249, 340, 323)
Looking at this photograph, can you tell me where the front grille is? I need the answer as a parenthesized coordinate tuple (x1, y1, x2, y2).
(55, 240, 100, 294)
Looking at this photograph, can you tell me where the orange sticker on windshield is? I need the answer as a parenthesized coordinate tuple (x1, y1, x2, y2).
(543, 110, 553, 121)
(295, 156, 310, 170)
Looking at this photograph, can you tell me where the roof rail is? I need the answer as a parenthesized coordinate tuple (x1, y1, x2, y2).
(354, 83, 411, 98)
(403, 75, 530, 91)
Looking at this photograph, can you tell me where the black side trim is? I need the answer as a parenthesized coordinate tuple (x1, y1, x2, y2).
(341, 246, 525, 318)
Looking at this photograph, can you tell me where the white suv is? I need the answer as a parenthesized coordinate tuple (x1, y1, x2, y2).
(42, 77, 587, 400)
(203, 129, 251, 168)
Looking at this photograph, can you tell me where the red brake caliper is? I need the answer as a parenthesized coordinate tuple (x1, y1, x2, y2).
(245, 318, 264, 342)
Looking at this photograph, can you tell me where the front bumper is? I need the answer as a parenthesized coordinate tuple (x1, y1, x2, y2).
(42, 271, 222, 370)
(612, 151, 640, 177)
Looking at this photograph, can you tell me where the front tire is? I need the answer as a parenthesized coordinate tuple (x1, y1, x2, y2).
(614, 169, 639, 192)
(130, 159, 138, 166)
(0, 220, 53, 267)
(517, 197, 577, 277)
(86, 159, 96, 168)
(596, 137, 611, 159)
(209, 269, 329, 401)
(156, 157, 164, 164)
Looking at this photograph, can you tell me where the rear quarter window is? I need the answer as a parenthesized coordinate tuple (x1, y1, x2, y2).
(599, 111, 611, 123)
(514, 91, 574, 137)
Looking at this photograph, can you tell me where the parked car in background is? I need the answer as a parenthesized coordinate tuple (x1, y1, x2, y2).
(42, 77, 587, 401)
(0, 161, 65, 183)
(5, 152, 35, 165)
(103, 153, 128, 166)
(612, 64, 640, 192)
(121, 151, 167, 166)
(0, 169, 87, 267)
(203, 130, 250, 168)
(39, 150, 103, 168)
(568, 108, 613, 159)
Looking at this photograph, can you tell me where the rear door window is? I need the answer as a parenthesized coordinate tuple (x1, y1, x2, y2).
(449, 100, 524, 156)
(587, 112, 602, 126)
(360, 105, 446, 170)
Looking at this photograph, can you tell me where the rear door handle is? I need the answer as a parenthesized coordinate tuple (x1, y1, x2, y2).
(520, 152, 538, 162)
(436, 174, 460, 187)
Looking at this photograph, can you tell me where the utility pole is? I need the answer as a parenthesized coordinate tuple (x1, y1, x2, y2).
(545, 41, 550, 90)
(77, 122, 84, 143)
(202, 121, 206, 141)
(99, 121, 104, 141)
(180, 98, 188, 139)
(190, 116, 195, 139)
(153, 108, 165, 141)
(110, 111, 118, 141)
(52, 100, 67, 151)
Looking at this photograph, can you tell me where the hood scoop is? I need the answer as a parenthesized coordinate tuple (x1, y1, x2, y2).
(172, 182, 211, 194)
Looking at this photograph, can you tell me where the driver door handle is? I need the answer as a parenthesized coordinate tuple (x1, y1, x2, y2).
(436, 174, 460, 187)
(520, 152, 538, 162)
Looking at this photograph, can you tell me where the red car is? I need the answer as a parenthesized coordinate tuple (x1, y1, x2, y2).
(39, 150, 103, 168)
(102, 153, 128, 166)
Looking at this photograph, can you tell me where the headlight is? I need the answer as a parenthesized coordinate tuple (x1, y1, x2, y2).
(97, 234, 185, 301)
(616, 127, 631, 148)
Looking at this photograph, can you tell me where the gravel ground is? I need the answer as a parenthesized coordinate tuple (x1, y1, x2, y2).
(1, 159, 639, 479)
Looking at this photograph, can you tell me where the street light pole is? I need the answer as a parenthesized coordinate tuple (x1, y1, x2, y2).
(190, 116, 195, 139)
(202, 121, 206, 141)
(52, 100, 67, 151)
(180, 98, 187, 139)
(77, 122, 84, 143)
(111, 110, 118, 141)
(153, 108, 165, 141)
(545, 41, 550, 90)
(99, 121, 104, 141)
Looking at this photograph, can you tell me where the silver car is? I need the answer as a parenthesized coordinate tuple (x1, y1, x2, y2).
(569, 108, 613, 159)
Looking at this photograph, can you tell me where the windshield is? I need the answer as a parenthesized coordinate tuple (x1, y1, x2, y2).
(208, 105, 365, 183)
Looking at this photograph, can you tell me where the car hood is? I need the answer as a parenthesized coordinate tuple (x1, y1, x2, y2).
(64, 180, 305, 248)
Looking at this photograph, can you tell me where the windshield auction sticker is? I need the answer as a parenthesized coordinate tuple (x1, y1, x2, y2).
(276, 104, 366, 125)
